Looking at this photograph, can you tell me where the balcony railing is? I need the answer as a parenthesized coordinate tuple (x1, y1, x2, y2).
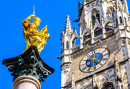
(105, 30, 114, 37)
(83, 38, 91, 47)
(72, 45, 80, 52)
(94, 34, 102, 42)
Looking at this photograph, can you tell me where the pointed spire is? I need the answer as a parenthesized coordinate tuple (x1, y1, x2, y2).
(124, 0, 129, 13)
(66, 15, 70, 20)
(65, 15, 72, 30)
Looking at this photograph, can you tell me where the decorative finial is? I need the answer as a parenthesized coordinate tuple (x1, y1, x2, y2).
(66, 15, 70, 20)
(33, 4, 35, 15)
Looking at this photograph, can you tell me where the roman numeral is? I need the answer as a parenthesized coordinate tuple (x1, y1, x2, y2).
(99, 62, 103, 66)
(92, 50, 95, 54)
(102, 58, 107, 61)
(102, 49, 106, 53)
(87, 67, 91, 72)
(98, 49, 101, 53)
(80, 64, 85, 68)
(104, 53, 109, 56)
(86, 54, 90, 57)
(82, 66, 87, 70)
(83, 56, 87, 60)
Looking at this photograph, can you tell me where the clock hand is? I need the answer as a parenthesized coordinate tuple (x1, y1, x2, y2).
(92, 61, 95, 70)
(94, 54, 95, 57)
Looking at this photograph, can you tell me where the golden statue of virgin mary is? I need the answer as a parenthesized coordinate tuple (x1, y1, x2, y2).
(22, 7, 50, 54)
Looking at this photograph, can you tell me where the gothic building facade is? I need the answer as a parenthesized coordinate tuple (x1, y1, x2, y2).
(60, 0, 130, 89)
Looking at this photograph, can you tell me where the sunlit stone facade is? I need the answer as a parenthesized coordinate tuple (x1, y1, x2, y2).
(60, 0, 130, 89)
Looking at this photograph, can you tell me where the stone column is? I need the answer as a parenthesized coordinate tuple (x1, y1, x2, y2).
(2, 46, 54, 89)
(13, 76, 41, 89)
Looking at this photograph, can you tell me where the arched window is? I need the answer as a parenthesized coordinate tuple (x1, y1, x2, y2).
(106, 7, 114, 19)
(66, 41, 69, 49)
(105, 22, 114, 37)
(119, 16, 123, 24)
(105, 22, 114, 32)
(94, 28, 102, 37)
(83, 32, 91, 41)
(103, 82, 115, 89)
(96, 13, 100, 23)
(92, 15, 96, 26)
(91, 9, 100, 27)
(72, 38, 80, 47)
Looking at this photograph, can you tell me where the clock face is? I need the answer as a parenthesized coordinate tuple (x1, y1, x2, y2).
(79, 48, 110, 73)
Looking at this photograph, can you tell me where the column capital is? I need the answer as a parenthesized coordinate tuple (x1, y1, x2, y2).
(2, 46, 54, 82)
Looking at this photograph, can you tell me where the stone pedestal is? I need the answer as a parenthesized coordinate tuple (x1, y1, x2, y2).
(2, 46, 54, 89)
(13, 76, 41, 89)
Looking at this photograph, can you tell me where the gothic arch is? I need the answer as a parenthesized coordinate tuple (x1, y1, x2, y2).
(71, 32, 80, 47)
(82, 27, 90, 36)
(83, 32, 91, 42)
(94, 27, 102, 37)
(105, 22, 114, 32)
(66, 41, 69, 49)
(106, 7, 114, 19)
(119, 16, 123, 24)
(91, 8, 100, 27)
(72, 37, 80, 47)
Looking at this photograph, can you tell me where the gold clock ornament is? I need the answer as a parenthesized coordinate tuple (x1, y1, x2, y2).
(79, 48, 110, 73)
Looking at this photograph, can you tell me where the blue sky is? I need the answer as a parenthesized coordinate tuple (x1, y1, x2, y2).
(0, 0, 130, 89)
(0, 0, 81, 89)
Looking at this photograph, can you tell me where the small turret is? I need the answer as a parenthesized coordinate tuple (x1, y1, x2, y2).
(65, 15, 73, 34)
(60, 15, 73, 88)
(124, 0, 129, 13)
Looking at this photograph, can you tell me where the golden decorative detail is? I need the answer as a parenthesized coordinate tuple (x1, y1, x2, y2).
(92, 54, 97, 62)
(22, 14, 50, 54)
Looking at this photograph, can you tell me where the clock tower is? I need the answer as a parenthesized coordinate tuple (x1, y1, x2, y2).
(60, 0, 130, 89)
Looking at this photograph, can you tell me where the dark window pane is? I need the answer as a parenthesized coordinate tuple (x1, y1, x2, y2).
(66, 41, 69, 49)
(94, 28, 102, 37)
(92, 15, 95, 26)
(105, 23, 114, 32)
(96, 13, 100, 23)
(83, 33, 91, 41)
(120, 17, 123, 24)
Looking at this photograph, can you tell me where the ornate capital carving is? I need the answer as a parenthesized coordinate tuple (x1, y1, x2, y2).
(2, 46, 54, 82)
